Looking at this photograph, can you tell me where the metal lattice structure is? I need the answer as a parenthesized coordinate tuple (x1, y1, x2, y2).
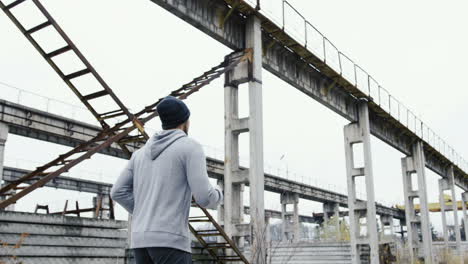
(0, 0, 143, 156)
(0, 0, 251, 262)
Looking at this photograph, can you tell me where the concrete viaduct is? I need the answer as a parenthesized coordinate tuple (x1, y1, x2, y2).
(1, 0, 468, 263)
(0, 98, 403, 226)
(143, 0, 468, 263)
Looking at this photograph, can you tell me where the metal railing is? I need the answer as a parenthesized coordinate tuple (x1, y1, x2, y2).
(4, 156, 107, 182)
(0, 81, 100, 126)
(240, 0, 468, 173)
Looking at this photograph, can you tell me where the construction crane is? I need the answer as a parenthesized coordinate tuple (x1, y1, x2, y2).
(0, 0, 250, 262)
(396, 194, 468, 213)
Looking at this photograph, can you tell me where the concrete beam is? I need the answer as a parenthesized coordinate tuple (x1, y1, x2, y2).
(0, 210, 127, 229)
(0, 233, 126, 248)
(1, 245, 125, 257)
(0, 99, 132, 159)
(3, 167, 112, 195)
(1, 222, 126, 238)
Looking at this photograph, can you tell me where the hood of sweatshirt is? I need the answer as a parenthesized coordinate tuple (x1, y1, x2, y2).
(149, 129, 187, 160)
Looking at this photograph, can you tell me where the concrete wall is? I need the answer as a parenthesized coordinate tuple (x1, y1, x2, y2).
(0, 211, 128, 264)
(248, 242, 356, 264)
(0, 211, 223, 264)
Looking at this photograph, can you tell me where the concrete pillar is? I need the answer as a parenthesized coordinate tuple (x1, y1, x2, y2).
(265, 215, 271, 244)
(0, 123, 10, 211)
(401, 141, 434, 263)
(439, 178, 450, 249)
(281, 202, 287, 241)
(246, 16, 265, 263)
(224, 15, 265, 262)
(93, 195, 101, 218)
(223, 80, 246, 246)
(380, 215, 394, 241)
(280, 192, 300, 242)
(224, 57, 247, 249)
(399, 219, 406, 240)
(462, 192, 468, 241)
(93, 194, 111, 219)
(323, 202, 336, 221)
(343, 100, 379, 264)
(447, 166, 462, 258)
(0, 123, 7, 185)
(323, 202, 341, 240)
(216, 179, 225, 225)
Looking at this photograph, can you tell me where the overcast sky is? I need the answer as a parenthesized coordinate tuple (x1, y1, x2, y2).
(1, 0, 467, 234)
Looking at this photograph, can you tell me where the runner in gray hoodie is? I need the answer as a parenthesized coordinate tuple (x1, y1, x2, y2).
(111, 96, 223, 264)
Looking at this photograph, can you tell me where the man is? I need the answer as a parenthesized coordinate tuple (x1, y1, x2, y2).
(111, 96, 223, 264)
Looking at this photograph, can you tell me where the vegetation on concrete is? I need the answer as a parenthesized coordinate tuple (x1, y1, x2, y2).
(0, 233, 29, 264)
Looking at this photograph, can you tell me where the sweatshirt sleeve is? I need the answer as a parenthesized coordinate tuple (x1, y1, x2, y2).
(186, 142, 223, 209)
(110, 155, 135, 214)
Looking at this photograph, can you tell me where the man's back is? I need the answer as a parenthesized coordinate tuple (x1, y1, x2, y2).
(111, 129, 223, 253)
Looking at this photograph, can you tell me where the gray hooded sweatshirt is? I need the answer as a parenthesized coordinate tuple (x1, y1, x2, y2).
(110, 129, 223, 253)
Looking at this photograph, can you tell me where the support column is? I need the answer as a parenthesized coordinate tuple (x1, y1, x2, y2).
(224, 15, 265, 263)
(0, 123, 10, 211)
(224, 76, 246, 247)
(399, 220, 406, 240)
(447, 166, 462, 258)
(246, 16, 265, 262)
(93, 194, 102, 218)
(462, 192, 468, 242)
(323, 202, 341, 240)
(401, 141, 433, 263)
(280, 192, 300, 242)
(343, 100, 379, 264)
(439, 178, 450, 249)
(217, 179, 225, 225)
(93, 194, 111, 219)
(323, 202, 337, 221)
(265, 215, 271, 244)
(380, 215, 394, 241)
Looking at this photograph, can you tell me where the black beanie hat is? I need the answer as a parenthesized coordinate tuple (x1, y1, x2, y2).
(156, 96, 191, 130)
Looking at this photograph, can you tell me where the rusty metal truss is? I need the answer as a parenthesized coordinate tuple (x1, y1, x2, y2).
(1, 1, 252, 262)
(190, 201, 250, 263)
(0, 0, 146, 156)
(0, 46, 251, 208)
